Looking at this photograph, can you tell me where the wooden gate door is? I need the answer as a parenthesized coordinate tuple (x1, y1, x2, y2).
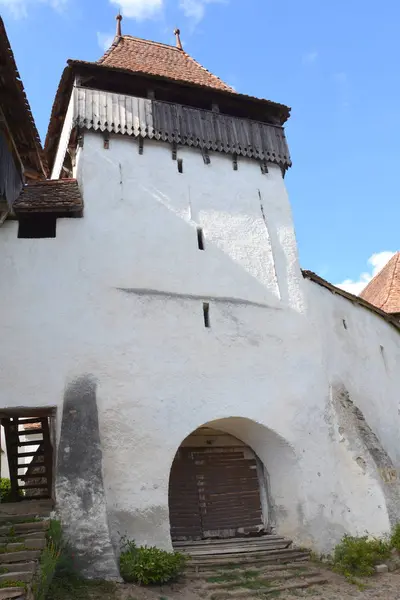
(169, 445, 263, 541)
(194, 446, 263, 538)
(169, 448, 203, 540)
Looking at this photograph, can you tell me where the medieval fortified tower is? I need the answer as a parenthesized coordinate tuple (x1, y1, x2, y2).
(0, 15, 400, 580)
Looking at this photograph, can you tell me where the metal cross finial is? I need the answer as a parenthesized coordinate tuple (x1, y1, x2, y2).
(116, 11, 123, 38)
(174, 28, 183, 50)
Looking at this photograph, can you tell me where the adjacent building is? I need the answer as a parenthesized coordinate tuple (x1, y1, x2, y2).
(360, 252, 400, 320)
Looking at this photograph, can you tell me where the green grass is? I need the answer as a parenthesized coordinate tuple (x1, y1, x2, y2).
(1, 517, 42, 525)
(215, 563, 241, 570)
(207, 573, 241, 583)
(47, 575, 117, 600)
(243, 569, 260, 578)
(0, 544, 26, 554)
(242, 578, 273, 590)
(0, 580, 26, 588)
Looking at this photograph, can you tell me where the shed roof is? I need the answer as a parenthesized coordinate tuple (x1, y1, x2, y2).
(0, 17, 46, 179)
(14, 179, 83, 216)
(359, 252, 400, 314)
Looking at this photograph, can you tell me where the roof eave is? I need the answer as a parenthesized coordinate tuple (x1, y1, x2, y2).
(66, 59, 291, 118)
(45, 59, 291, 173)
(302, 270, 400, 332)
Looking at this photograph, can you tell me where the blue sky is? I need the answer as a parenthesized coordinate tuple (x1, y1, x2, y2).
(2, 0, 399, 291)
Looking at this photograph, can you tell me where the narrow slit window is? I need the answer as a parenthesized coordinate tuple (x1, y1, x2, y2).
(203, 302, 210, 328)
(197, 227, 205, 250)
(177, 158, 183, 173)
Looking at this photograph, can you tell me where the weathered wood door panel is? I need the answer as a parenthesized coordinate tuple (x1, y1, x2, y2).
(169, 449, 203, 540)
(169, 445, 263, 541)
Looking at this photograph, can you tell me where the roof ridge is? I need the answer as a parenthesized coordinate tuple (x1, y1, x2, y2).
(98, 35, 180, 64)
(122, 35, 180, 50)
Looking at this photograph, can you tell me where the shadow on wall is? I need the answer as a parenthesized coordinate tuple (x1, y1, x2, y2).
(56, 375, 120, 580)
(168, 416, 302, 543)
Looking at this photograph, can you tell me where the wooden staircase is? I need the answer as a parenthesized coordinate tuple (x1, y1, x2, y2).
(1, 416, 53, 502)
(176, 536, 328, 598)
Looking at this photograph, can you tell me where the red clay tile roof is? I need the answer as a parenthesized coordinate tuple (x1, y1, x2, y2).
(98, 35, 234, 93)
(359, 252, 400, 314)
(14, 179, 83, 215)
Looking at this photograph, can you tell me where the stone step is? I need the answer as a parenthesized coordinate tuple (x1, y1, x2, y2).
(0, 516, 46, 526)
(0, 571, 32, 584)
(0, 500, 53, 520)
(201, 568, 322, 590)
(0, 587, 26, 599)
(206, 575, 328, 599)
(0, 522, 48, 536)
(0, 550, 41, 564)
(0, 534, 46, 545)
(0, 562, 36, 574)
(182, 540, 292, 556)
(18, 539, 45, 551)
(175, 535, 287, 548)
(188, 561, 319, 580)
(0, 539, 45, 554)
(186, 551, 310, 569)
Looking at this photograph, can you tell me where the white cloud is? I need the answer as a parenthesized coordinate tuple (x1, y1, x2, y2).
(179, 0, 227, 24)
(0, 0, 65, 18)
(97, 32, 115, 51)
(302, 51, 318, 65)
(109, 0, 163, 20)
(336, 251, 396, 296)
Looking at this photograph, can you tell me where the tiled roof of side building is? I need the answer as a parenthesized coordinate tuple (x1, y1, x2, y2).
(14, 179, 83, 216)
(98, 35, 235, 93)
(360, 252, 400, 314)
(0, 17, 47, 178)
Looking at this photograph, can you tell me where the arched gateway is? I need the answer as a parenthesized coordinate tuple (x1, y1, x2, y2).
(168, 426, 268, 541)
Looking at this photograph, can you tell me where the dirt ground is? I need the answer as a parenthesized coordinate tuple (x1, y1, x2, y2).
(97, 571, 400, 600)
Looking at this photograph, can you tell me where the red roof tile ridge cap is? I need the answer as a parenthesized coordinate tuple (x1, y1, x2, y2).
(121, 35, 181, 50)
(379, 252, 400, 310)
(182, 50, 235, 92)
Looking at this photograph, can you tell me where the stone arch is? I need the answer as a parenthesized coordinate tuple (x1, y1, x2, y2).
(168, 416, 300, 543)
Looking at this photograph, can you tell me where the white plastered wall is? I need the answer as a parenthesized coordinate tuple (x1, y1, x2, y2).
(0, 131, 398, 554)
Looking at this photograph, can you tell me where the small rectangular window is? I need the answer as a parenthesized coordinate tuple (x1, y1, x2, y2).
(203, 302, 210, 328)
(197, 227, 205, 250)
(18, 216, 57, 239)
